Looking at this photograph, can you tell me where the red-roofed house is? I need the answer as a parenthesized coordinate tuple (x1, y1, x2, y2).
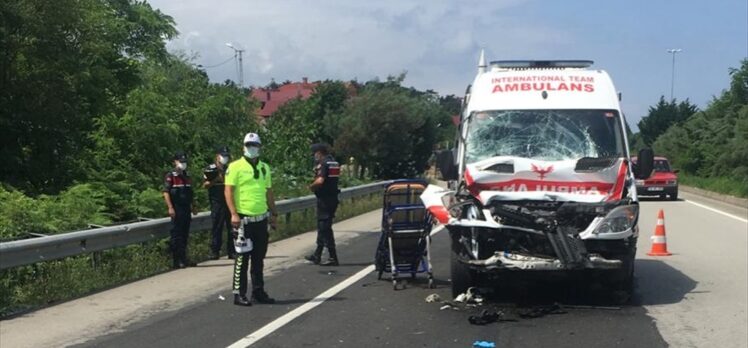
(250, 77, 319, 122)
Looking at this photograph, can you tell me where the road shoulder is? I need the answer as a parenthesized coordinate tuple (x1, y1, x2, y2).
(0, 210, 382, 348)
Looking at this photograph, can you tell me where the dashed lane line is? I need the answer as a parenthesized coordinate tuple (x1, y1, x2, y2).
(227, 225, 445, 347)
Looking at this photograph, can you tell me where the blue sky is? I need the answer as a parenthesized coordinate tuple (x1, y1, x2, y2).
(150, 0, 747, 130)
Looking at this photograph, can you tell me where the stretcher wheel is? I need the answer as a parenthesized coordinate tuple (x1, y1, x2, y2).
(377, 271, 383, 280)
(428, 278, 435, 289)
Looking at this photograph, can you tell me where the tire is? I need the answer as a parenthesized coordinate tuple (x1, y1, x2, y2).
(450, 250, 476, 298)
(608, 251, 635, 304)
(670, 190, 678, 201)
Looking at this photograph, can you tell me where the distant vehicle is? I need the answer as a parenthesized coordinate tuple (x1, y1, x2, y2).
(424, 53, 657, 303)
(633, 156, 679, 200)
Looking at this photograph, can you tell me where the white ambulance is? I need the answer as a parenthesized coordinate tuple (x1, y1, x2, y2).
(425, 52, 655, 302)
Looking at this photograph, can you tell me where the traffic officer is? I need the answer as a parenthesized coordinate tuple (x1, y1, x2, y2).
(305, 143, 341, 266)
(162, 151, 198, 269)
(225, 132, 278, 306)
(203, 146, 235, 260)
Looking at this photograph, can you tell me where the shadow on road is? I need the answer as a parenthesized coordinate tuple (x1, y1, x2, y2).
(631, 259, 698, 306)
(434, 259, 697, 307)
(638, 196, 684, 202)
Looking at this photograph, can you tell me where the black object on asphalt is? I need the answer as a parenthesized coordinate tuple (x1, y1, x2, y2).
(468, 310, 504, 325)
(517, 303, 567, 319)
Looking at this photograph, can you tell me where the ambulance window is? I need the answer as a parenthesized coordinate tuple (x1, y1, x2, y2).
(465, 109, 624, 163)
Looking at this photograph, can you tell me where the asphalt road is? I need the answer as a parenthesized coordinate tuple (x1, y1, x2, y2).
(61, 192, 748, 347)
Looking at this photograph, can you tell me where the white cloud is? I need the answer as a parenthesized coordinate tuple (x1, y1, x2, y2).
(149, 0, 571, 95)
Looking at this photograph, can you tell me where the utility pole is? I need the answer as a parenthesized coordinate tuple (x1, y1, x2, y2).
(667, 48, 682, 101)
(226, 43, 245, 87)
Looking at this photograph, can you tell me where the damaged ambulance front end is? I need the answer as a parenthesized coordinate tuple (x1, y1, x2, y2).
(424, 59, 655, 301)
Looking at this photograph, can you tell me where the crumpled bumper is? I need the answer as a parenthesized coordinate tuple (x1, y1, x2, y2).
(465, 252, 622, 271)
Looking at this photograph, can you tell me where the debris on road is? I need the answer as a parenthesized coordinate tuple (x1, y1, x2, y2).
(440, 303, 459, 311)
(518, 303, 567, 319)
(425, 294, 442, 303)
(473, 340, 496, 348)
(454, 287, 484, 305)
(218, 295, 225, 301)
(468, 309, 505, 325)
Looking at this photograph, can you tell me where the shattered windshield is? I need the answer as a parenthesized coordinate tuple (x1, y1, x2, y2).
(465, 109, 624, 163)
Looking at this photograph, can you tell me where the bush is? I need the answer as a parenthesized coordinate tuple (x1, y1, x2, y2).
(0, 184, 111, 240)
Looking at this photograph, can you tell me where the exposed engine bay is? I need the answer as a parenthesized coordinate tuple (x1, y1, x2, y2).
(442, 189, 639, 272)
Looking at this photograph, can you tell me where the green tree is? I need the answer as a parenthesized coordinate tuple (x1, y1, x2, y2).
(335, 82, 446, 179)
(85, 56, 256, 220)
(260, 98, 317, 178)
(654, 59, 748, 193)
(637, 97, 698, 146)
(0, 0, 177, 193)
(309, 80, 350, 145)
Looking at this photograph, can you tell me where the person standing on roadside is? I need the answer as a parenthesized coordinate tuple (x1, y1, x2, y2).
(204, 146, 235, 260)
(163, 151, 198, 269)
(225, 133, 278, 306)
(305, 143, 341, 266)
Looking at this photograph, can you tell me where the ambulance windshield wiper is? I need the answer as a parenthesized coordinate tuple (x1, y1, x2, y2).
(574, 156, 619, 172)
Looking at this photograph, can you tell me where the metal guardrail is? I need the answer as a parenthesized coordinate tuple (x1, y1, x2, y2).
(0, 181, 389, 270)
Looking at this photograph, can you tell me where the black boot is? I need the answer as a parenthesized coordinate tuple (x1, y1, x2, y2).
(172, 251, 182, 269)
(252, 289, 276, 304)
(305, 246, 323, 264)
(304, 254, 321, 264)
(320, 258, 339, 266)
(321, 249, 339, 266)
(180, 251, 196, 267)
(234, 294, 252, 306)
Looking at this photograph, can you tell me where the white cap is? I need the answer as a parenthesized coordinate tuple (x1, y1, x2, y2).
(243, 132, 261, 145)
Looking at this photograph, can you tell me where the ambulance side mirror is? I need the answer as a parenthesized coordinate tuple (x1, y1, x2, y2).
(634, 148, 655, 179)
(436, 149, 458, 181)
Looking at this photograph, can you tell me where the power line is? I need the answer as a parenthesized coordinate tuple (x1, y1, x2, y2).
(198, 55, 235, 69)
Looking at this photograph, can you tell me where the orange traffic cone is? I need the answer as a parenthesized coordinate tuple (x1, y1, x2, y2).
(647, 209, 672, 256)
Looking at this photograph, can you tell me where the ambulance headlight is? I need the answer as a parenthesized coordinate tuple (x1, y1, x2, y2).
(593, 205, 638, 234)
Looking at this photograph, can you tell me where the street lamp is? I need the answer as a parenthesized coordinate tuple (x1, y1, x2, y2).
(226, 42, 245, 87)
(667, 48, 682, 101)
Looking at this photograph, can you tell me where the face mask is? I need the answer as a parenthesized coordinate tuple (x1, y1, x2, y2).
(244, 146, 260, 159)
(177, 162, 187, 170)
(219, 155, 229, 165)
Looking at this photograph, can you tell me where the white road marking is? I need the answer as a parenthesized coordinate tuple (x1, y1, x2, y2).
(227, 225, 445, 347)
(684, 199, 748, 223)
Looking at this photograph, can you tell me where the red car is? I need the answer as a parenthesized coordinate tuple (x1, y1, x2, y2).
(633, 156, 679, 200)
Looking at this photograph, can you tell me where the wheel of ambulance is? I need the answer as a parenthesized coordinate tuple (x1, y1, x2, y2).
(607, 247, 636, 304)
(450, 250, 476, 298)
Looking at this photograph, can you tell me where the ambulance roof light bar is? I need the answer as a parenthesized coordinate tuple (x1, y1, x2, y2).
(490, 60, 594, 69)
